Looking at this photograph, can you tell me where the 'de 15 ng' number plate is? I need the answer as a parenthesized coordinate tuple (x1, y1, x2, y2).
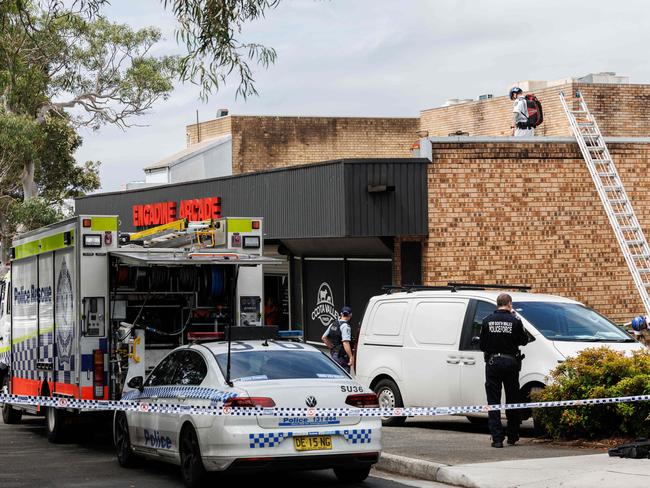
(293, 435, 332, 451)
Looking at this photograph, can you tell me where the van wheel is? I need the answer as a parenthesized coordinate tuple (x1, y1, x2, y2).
(1, 376, 22, 424)
(520, 384, 544, 421)
(46, 406, 70, 443)
(373, 379, 406, 427)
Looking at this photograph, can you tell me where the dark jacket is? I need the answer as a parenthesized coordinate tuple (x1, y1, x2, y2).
(479, 309, 528, 356)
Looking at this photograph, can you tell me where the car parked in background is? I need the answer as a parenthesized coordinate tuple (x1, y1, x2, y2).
(354, 284, 643, 426)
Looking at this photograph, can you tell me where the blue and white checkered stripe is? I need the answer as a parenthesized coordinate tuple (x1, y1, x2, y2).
(340, 429, 372, 444)
(248, 429, 373, 449)
(121, 386, 238, 403)
(249, 432, 287, 448)
(2, 393, 650, 417)
(13, 336, 38, 381)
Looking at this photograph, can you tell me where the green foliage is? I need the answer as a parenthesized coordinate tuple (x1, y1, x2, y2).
(533, 347, 650, 439)
(8, 197, 65, 231)
(163, 0, 280, 99)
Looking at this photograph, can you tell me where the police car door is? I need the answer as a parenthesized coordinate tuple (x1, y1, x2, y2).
(458, 300, 496, 407)
(402, 299, 469, 407)
(156, 350, 210, 459)
(131, 351, 182, 452)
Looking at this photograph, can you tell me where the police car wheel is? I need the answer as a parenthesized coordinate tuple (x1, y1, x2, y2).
(373, 379, 406, 427)
(115, 412, 137, 468)
(180, 425, 207, 488)
(334, 466, 371, 483)
(46, 406, 69, 443)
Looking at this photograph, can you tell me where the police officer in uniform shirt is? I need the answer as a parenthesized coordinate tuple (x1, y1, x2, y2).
(480, 293, 528, 448)
(322, 307, 354, 373)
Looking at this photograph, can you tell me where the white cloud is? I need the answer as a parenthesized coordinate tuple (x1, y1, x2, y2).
(74, 0, 650, 191)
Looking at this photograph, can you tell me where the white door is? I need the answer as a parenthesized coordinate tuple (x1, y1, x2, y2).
(130, 352, 181, 450)
(459, 300, 496, 407)
(157, 350, 210, 457)
(402, 299, 469, 408)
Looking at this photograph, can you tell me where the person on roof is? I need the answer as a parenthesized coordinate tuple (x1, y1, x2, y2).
(630, 316, 650, 347)
(510, 87, 534, 137)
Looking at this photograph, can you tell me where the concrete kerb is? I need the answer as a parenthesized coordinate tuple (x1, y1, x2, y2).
(375, 452, 448, 483)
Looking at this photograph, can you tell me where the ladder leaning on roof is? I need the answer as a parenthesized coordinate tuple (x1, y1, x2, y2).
(560, 90, 650, 316)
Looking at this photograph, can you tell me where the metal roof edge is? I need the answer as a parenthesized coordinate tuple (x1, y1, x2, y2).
(427, 136, 650, 144)
(77, 158, 431, 201)
(143, 135, 232, 171)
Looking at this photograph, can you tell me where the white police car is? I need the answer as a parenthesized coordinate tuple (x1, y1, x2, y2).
(114, 338, 381, 487)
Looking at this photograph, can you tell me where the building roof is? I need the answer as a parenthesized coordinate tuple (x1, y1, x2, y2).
(143, 134, 231, 172)
(76, 158, 431, 241)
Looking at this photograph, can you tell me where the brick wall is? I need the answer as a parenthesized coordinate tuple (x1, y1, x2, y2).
(186, 116, 232, 145)
(420, 83, 650, 138)
(188, 115, 419, 174)
(424, 140, 650, 323)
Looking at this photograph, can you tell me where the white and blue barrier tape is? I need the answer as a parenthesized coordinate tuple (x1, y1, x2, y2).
(1, 392, 649, 417)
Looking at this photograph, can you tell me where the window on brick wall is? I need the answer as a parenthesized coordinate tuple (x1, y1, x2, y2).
(401, 241, 422, 285)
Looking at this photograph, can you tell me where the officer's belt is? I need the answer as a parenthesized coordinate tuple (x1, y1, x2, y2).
(489, 353, 517, 361)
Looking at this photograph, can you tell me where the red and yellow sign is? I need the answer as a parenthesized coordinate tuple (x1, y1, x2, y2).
(133, 197, 221, 227)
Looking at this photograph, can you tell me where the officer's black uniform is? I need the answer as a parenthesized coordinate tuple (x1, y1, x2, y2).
(326, 320, 351, 373)
(480, 308, 528, 445)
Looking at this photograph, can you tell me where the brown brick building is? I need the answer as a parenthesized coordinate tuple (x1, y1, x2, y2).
(186, 115, 419, 174)
(84, 76, 650, 332)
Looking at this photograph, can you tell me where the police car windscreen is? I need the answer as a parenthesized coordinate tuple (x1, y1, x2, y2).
(514, 302, 633, 342)
(214, 351, 347, 382)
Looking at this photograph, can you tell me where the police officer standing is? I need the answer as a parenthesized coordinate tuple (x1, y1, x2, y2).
(480, 293, 528, 448)
(322, 306, 354, 373)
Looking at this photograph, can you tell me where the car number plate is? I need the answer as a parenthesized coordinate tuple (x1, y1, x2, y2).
(293, 435, 332, 451)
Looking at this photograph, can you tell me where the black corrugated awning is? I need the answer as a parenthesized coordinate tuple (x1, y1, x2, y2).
(75, 158, 430, 240)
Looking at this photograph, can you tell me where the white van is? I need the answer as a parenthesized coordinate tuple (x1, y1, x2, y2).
(354, 285, 644, 426)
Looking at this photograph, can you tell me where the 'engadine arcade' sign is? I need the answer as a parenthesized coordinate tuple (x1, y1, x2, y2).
(132, 197, 221, 227)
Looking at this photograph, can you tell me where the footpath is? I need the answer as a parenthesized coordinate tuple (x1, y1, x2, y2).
(375, 417, 650, 488)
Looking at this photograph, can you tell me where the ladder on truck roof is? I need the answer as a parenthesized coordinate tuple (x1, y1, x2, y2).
(560, 90, 650, 315)
(126, 219, 218, 249)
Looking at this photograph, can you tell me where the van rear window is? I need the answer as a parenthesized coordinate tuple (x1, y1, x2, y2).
(370, 301, 408, 336)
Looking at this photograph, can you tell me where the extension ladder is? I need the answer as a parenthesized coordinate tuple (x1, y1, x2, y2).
(560, 91, 650, 315)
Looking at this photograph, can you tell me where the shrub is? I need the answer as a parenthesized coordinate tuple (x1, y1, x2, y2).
(532, 347, 650, 439)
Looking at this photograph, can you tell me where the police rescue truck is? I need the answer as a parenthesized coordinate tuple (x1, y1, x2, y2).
(0, 215, 272, 441)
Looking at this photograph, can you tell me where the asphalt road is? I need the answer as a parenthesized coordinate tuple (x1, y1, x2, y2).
(0, 417, 435, 488)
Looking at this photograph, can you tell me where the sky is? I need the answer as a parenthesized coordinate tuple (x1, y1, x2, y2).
(74, 0, 650, 192)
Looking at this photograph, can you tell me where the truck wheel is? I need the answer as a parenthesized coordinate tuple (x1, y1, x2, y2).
(180, 425, 207, 488)
(114, 412, 137, 468)
(334, 466, 371, 483)
(373, 379, 406, 427)
(46, 406, 70, 443)
(2, 404, 22, 424)
(1, 376, 22, 424)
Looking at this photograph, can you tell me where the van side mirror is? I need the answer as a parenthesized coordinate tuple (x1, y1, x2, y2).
(525, 329, 536, 342)
(127, 376, 144, 392)
(471, 336, 480, 346)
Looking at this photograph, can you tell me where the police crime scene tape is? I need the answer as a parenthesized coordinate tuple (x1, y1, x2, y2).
(1, 392, 649, 417)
